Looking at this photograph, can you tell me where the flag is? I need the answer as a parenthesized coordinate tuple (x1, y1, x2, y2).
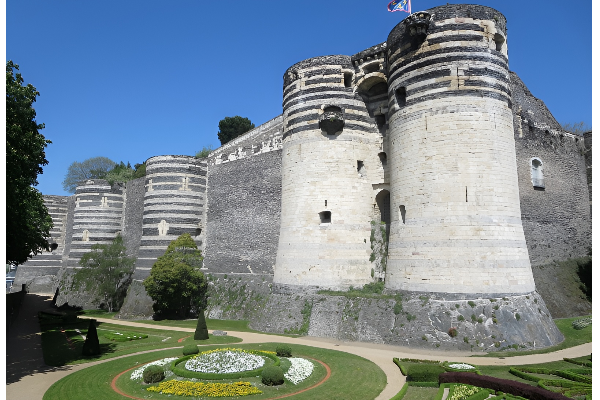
(388, 0, 411, 13)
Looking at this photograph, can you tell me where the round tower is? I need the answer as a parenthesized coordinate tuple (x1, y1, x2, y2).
(67, 179, 124, 267)
(385, 5, 535, 295)
(133, 155, 206, 280)
(273, 55, 383, 290)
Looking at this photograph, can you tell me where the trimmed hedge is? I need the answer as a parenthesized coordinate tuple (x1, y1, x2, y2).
(563, 357, 592, 368)
(439, 372, 571, 400)
(466, 389, 490, 400)
(261, 366, 284, 386)
(276, 345, 292, 357)
(393, 358, 408, 376)
(143, 365, 165, 383)
(406, 364, 445, 383)
(408, 381, 439, 387)
(433, 383, 451, 400)
(171, 350, 280, 380)
(554, 369, 592, 384)
(389, 382, 409, 400)
(182, 344, 199, 356)
(508, 368, 540, 383)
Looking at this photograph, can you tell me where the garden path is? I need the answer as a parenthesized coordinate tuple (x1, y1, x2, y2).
(6, 311, 592, 400)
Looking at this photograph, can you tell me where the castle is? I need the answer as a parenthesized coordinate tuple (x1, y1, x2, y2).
(15, 4, 591, 350)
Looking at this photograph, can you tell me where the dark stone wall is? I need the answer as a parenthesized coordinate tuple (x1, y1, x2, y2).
(203, 149, 282, 275)
(511, 72, 591, 266)
(122, 177, 145, 259)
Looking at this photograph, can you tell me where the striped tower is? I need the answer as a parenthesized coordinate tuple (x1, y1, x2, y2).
(273, 55, 384, 290)
(385, 5, 535, 295)
(66, 179, 124, 268)
(132, 155, 206, 280)
(13, 195, 69, 292)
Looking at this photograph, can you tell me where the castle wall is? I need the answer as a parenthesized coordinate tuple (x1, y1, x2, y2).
(510, 73, 591, 266)
(203, 149, 283, 275)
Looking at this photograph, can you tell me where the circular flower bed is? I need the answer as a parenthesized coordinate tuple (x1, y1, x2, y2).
(185, 349, 265, 374)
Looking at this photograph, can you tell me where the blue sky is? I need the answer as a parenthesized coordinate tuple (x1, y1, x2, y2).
(7, 0, 592, 196)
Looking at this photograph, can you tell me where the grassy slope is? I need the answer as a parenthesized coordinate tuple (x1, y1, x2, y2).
(43, 343, 387, 400)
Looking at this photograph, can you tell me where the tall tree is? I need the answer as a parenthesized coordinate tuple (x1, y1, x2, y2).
(6, 61, 53, 266)
(70, 235, 135, 312)
(143, 233, 206, 318)
(62, 156, 116, 193)
(217, 116, 255, 145)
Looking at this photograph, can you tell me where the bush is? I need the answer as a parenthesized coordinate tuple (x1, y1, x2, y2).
(82, 319, 100, 356)
(406, 364, 445, 383)
(276, 345, 292, 357)
(194, 310, 209, 340)
(261, 366, 284, 386)
(448, 327, 458, 337)
(143, 365, 165, 383)
(182, 344, 199, 356)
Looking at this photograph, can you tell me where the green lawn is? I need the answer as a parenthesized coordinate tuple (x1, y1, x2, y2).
(133, 318, 255, 332)
(43, 343, 387, 400)
(80, 309, 119, 318)
(40, 319, 242, 366)
(477, 315, 592, 358)
(401, 386, 440, 400)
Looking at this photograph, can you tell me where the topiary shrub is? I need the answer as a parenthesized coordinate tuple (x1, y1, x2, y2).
(143, 365, 165, 383)
(82, 319, 100, 356)
(276, 345, 292, 357)
(261, 366, 284, 386)
(182, 344, 199, 356)
(194, 309, 209, 340)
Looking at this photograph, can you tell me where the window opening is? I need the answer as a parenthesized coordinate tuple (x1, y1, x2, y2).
(395, 87, 407, 107)
(493, 33, 505, 52)
(319, 211, 332, 224)
(363, 63, 380, 74)
(530, 158, 545, 189)
(399, 205, 406, 224)
(344, 72, 353, 88)
(357, 161, 366, 177)
(378, 152, 387, 166)
(325, 200, 327, 207)
(466, 186, 468, 202)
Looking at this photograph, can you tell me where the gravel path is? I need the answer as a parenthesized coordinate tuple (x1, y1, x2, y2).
(6, 300, 592, 400)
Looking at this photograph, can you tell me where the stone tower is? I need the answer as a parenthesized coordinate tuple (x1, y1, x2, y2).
(385, 5, 535, 295)
(274, 55, 385, 290)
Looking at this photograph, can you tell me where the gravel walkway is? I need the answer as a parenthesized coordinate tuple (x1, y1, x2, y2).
(6, 299, 592, 400)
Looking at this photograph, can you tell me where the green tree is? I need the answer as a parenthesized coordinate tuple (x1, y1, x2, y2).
(62, 156, 116, 193)
(143, 233, 207, 318)
(71, 235, 135, 312)
(105, 161, 134, 186)
(217, 116, 255, 145)
(195, 145, 213, 159)
(6, 61, 53, 266)
(132, 162, 146, 179)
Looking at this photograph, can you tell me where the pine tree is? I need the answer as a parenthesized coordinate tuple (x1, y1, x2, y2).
(194, 309, 209, 340)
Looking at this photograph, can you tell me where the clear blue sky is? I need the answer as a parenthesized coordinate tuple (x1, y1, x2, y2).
(7, 0, 592, 196)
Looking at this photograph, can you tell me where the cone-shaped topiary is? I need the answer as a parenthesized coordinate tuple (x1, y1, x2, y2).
(82, 319, 100, 356)
(194, 309, 209, 340)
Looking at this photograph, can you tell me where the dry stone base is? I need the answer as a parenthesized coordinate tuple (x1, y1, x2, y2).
(117, 280, 154, 319)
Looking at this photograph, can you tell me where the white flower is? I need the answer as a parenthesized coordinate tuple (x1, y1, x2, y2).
(130, 358, 179, 380)
(184, 350, 265, 374)
(448, 363, 475, 370)
(284, 358, 314, 384)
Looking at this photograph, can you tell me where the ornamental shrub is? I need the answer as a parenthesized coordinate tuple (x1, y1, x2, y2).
(448, 327, 458, 337)
(262, 366, 284, 386)
(182, 344, 199, 356)
(82, 319, 100, 356)
(276, 345, 292, 357)
(143, 365, 165, 383)
(194, 309, 209, 340)
(406, 364, 445, 383)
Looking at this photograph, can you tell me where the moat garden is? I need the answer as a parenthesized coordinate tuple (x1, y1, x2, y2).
(36, 308, 592, 400)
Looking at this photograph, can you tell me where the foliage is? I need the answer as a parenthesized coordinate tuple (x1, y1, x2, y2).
(276, 345, 292, 357)
(6, 61, 53, 266)
(406, 364, 444, 383)
(62, 156, 116, 193)
(571, 317, 591, 330)
(82, 319, 100, 356)
(194, 309, 209, 340)
(70, 235, 135, 312)
(217, 116, 255, 145)
(261, 366, 285, 386)
(142, 365, 165, 383)
(132, 162, 146, 179)
(105, 161, 134, 186)
(575, 257, 591, 301)
(182, 344, 200, 355)
(195, 145, 213, 159)
(448, 327, 458, 338)
(561, 121, 591, 135)
(143, 233, 207, 318)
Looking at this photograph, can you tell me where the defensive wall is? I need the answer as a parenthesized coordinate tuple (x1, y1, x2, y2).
(13, 3, 590, 351)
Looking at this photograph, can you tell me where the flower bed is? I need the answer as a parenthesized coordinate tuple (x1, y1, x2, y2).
(171, 348, 280, 380)
(448, 384, 484, 400)
(130, 357, 178, 380)
(285, 357, 314, 384)
(147, 380, 262, 397)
